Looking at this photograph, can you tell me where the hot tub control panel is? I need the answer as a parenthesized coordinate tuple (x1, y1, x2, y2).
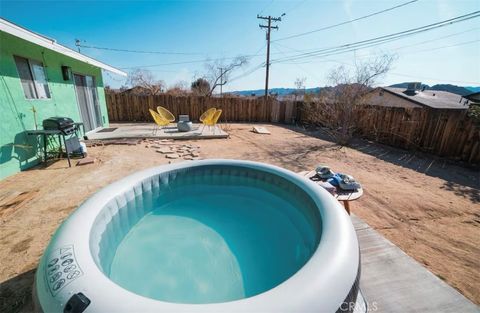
(45, 245, 83, 296)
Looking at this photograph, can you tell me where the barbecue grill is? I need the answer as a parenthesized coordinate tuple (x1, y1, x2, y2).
(42, 117, 76, 135)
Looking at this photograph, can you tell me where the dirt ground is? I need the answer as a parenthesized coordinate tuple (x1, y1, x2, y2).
(1, 123, 479, 312)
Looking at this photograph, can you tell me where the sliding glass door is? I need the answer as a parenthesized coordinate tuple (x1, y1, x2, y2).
(74, 74, 102, 132)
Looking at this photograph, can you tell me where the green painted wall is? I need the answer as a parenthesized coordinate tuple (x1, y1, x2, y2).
(0, 31, 109, 179)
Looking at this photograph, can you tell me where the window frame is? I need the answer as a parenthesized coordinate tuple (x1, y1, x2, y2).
(13, 55, 51, 100)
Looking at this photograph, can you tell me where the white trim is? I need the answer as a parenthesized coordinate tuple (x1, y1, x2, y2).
(1, 18, 127, 77)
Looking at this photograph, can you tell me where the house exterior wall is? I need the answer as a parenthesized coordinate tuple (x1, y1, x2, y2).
(0, 31, 109, 179)
(365, 89, 422, 108)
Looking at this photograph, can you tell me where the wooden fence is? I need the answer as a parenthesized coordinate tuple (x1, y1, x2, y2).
(105, 93, 479, 164)
(106, 93, 297, 124)
(353, 106, 480, 164)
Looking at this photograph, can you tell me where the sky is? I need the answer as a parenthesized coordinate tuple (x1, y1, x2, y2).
(1, 0, 479, 92)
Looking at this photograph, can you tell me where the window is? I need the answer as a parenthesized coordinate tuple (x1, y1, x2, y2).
(14, 56, 51, 99)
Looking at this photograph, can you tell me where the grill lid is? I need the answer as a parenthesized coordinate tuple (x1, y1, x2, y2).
(43, 117, 74, 130)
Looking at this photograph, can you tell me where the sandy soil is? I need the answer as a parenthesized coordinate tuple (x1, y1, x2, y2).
(1, 123, 479, 312)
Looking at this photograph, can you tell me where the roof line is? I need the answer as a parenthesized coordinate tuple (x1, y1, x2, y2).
(378, 87, 430, 108)
(0, 18, 127, 77)
(378, 87, 468, 110)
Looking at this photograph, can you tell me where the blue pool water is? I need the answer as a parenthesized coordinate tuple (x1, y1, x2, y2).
(107, 169, 321, 304)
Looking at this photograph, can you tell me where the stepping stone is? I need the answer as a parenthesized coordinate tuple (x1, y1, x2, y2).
(252, 126, 271, 135)
(156, 148, 174, 154)
(76, 157, 95, 166)
(166, 153, 180, 159)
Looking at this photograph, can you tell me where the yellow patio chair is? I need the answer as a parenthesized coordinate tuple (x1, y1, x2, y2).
(199, 108, 216, 124)
(149, 109, 170, 135)
(202, 109, 222, 134)
(156, 106, 175, 123)
(199, 108, 216, 133)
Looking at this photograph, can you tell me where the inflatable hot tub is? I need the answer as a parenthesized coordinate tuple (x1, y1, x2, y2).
(35, 160, 362, 312)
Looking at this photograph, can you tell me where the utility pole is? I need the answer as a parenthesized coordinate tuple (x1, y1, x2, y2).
(258, 14, 283, 100)
(219, 67, 224, 97)
(75, 39, 81, 53)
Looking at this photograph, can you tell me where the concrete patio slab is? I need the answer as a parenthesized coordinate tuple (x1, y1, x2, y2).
(353, 214, 479, 313)
(87, 123, 228, 140)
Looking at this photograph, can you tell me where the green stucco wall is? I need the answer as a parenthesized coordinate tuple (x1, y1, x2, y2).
(0, 31, 109, 179)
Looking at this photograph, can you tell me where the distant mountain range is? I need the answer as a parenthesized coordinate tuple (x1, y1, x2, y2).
(466, 86, 480, 93)
(230, 87, 321, 97)
(231, 83, 479, 97)
(388, 83, 479, 96)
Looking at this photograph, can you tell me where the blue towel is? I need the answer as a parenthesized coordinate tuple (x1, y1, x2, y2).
(327, 173, 342, 187)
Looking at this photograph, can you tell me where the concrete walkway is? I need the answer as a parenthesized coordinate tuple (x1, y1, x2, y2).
(88, 123, 228, 140)
(353, 214, 479, 313)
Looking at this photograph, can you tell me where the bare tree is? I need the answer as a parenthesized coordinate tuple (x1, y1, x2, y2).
(200, 56, 248, 96)
(294, 77, 306, 101)
(304, 54, 395, 145)
(166, 81, 190, 96)
(126, 68, 165, 95)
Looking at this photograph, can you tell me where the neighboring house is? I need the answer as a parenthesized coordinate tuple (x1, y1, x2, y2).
(366, 82, 470, 110)
(0, 18, 126, 179)
(463, 91, 480, 105)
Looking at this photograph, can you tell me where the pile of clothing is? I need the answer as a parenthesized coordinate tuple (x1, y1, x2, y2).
(314, 165, 361, 195)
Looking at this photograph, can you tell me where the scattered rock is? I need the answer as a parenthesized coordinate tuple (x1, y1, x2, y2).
(165, 153, 180, 159)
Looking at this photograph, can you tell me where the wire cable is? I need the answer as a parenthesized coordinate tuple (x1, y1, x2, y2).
(78, 44, 207, 55)
(274, 0, 420, 42)
(270, 11, 480, 63)
(258, 0, 275, 16)
(271, 29, 480, 65)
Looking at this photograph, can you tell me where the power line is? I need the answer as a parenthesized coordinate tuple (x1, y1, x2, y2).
(274, 0, 419, 42)
(120, 45, 268, 70)
(272, 28, 480, 65)
(406, 39, 480, 53)
(283, 0, 307, 16)
(388, 27, 480, 51)
(272, 11, 480, 62)
(271, 43, 322, 81)
(277, 38, 480, 65)
(77, 44, 206, 55)
(120, 59, 210, 69)
(276, 42, 480, 85)
(228, 63, 265, 83)
(270, 11, 480, 63)
(258, 0, 275, 15)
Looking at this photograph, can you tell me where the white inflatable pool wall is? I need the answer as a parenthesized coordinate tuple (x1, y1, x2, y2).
(35, 159, 360, 313)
